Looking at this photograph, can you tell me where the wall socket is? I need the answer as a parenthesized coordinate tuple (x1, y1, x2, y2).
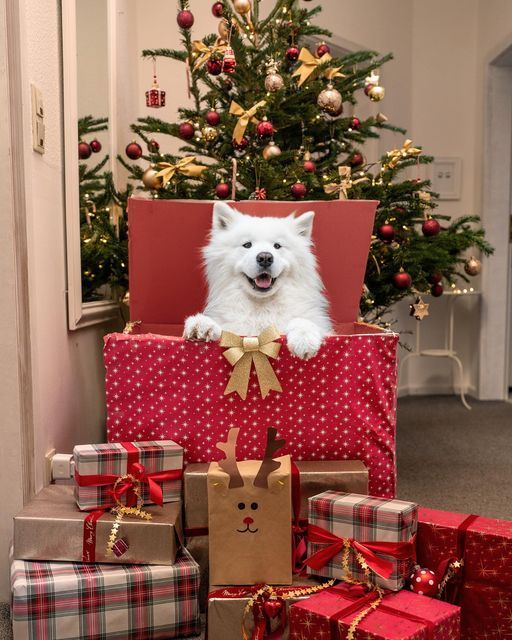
(31, 84, 45, 154)
(44, 448, 56, 486)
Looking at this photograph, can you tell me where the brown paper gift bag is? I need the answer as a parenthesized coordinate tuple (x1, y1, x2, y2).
(208, 427, 292, 585)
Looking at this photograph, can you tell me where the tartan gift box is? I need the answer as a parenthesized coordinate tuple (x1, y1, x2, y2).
(306, 491, 417, 591)
(288, 583, 460, 640)
(10, 547, 201, 640)
(74, 440, 183, 511)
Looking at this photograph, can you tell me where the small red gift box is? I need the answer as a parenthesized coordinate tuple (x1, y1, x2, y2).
(289, 583, 460, 639)
(105, 198, 399, 500)
(417, 507, 512, 639)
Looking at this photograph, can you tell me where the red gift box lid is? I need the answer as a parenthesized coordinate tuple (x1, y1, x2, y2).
(128, 198, 378, 327)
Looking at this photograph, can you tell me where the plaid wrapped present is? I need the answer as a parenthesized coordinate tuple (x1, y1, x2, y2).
(74, 440, 183, 511)
(306, 491, 417, 591)
(10, 547, 200, 640)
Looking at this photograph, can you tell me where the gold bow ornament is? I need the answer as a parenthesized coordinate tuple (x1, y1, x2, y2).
(384, 139, 421, 170)
(155, 157, 207, 187)
(229, 100, 266, 143)
(192, 38, 227, 71)
(220, 326, 282, 400)
(292, 47, 336, 86)
(324, 166, 369, 200)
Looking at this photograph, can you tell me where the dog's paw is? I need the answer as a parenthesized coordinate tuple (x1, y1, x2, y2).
(285, 319, 324, 360)
(183, 314, 222, 342)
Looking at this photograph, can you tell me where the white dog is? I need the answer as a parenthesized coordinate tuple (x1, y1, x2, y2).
(183, 202, 332, 359)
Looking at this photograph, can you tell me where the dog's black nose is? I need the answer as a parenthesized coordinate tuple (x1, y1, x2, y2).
(256, 252, 273, 268)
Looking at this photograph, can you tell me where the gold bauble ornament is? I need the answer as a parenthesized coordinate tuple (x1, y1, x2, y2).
(202, 125, 218, 142)
(368, 85, 385, 102)
(262, 140, 281, 160)
(218, 18, 230, 39)
(233, 0, 251, 14)
(142, 167, 162, 190)
(265, 71, 284, 92)
(464, 256, 482, 276)
(317, 83, 343, 115)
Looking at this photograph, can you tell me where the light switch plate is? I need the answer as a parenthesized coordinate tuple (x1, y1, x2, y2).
(430, 157, 462, 200)
(31, 84, 45, 154)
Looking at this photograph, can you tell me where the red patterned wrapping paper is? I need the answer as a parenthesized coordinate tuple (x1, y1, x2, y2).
(417, 507, 512, 639)
(74, 440, 183, 511)
(10, 548, 201, 640)
(289, 584, 460, 639)
(104, 327, 398, 498)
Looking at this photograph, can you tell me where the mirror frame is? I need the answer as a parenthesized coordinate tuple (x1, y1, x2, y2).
(62, 0, 120, 329)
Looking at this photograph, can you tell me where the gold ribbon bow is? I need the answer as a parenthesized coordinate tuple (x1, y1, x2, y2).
(229, 100, 266, 143)
(220, 326, 282, 400)
(292, 47, 332, 86)
(384, 138, 422, 169)
(155, 156, 207, 187)
(192, 38, 227, 71)
(324, 166, 369, 199)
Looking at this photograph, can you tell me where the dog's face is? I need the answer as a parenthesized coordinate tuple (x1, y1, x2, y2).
(205, 202, 316, 299)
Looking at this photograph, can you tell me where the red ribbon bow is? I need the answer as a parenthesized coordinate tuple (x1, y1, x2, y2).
(305, 524, 416, 579)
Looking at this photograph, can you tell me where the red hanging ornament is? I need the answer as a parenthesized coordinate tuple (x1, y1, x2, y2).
(285, 46, 300, 62)
(177, 9, 194, 29)
(349, 152, 364, 167)
(377, 224, 395, 243)
(254, 187, 267, 200)
(393, 269, 412, 290)
(125, 141, 142, 160)
(211, 1, 224, 17)
(232, 136, 249, 151)
(256, 119, 274, 140)
(215, 182, 230, 199)
(427, 272, 442, 285)
(222, 47, 237, 74)
(316, 42, 330, 57)
(223, 77, 233, 91)
(291, 181, 307, 199)
(303, 160, 316, 173)
(206, 110, 221, 126)
(422, 218, 441, 237)
(364, 84, 374, 96)
(148, 139, 160, 152)
(206, 58, 223, 76)
(431, 283, 444, 297)
(351, 117, 361, 130)
(179, 122, 195, 140)
(409, 567, 439, 598)
(90, 139, 102, 153)
(145, 60, 166, 109)
(78, 141, 92, 159)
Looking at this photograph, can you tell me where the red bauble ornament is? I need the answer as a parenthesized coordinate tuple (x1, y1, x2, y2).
(422, 218, 441, 237)
(431, 283, 444, 297)
(215, 182, 230, 199)
(90, 139, 102, 153)
(176, 9, 194, 29)
(206, 110, 221, 126)
(256, 120, 274, 139)
(232, 136, 249, 151)
(364, 84, 374, 96)
(285, 46, 300, 62)
(78, 141, 91, 159)
(222, 47, 237, 74)
(351, 117, 361, 130)
(427, 272, 442, 285)
(393, 270, 412, 290)
(179, 122, 195, 140)
(303, 160, 316, 173)
(148, 139, 160, 152)
(125, 141, 142, 160)
(291, 181, 307, 199)
(206, 58, 223, 76)
(350, 152, 364, 167)
(223, 77, 233, 91)
(377, 224, 395, 243)
(316, 42, 330, 57)
(211, 1, 224, 17)
(409, 567, 439, 598)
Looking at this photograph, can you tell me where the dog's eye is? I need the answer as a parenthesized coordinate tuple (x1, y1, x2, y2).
(274, 243, 282, 249)
(243, 242, 252, 249)
(238, 502, 246, 510)
(251, 502, 258, 510)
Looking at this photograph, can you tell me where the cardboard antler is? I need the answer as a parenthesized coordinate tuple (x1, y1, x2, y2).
(216, 428, 244, 488)
(254, 427, 286, 488)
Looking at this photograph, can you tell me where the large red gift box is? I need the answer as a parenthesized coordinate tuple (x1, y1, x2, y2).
(105, 199, 399, 498)
(288, 583, 460, 639)
(417, 507, 512, 639)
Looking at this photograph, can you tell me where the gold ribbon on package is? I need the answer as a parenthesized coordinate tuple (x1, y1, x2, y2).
(383, 138, 422, 170)
(192, 38, 227, 71)
(220, 326, 282, 400)
(155, 157, 207, 187)
(292, 47, 332, 86)
(324, 166, 369, 200)
(229, 100, 266, 142)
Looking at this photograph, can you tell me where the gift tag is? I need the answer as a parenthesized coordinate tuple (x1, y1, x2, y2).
(112, 537, 129, 558)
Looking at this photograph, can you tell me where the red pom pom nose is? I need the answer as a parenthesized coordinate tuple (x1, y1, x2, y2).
(243, 517, 254, 525)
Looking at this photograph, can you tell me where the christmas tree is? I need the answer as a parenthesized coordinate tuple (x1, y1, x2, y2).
(119, 0, 492, 322)
(79, 116, 130, 302)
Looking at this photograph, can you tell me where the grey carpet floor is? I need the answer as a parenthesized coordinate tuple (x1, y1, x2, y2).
(1, 395, 511, 638)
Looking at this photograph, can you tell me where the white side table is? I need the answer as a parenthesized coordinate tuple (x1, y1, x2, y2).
(399, 289, 480, 410)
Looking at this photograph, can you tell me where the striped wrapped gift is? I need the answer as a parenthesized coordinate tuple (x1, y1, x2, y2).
(10, 548, 200, 640)
(74, 440, 183, 511)
(306, 491, 417, 591)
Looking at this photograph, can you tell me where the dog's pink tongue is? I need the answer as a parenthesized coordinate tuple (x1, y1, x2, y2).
(255, 274, 272, 289)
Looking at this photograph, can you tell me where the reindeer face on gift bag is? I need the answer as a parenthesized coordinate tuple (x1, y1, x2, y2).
(207, 427, 292, 585)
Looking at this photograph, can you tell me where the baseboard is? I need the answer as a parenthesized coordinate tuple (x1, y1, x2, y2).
(398, 384, 477, 398)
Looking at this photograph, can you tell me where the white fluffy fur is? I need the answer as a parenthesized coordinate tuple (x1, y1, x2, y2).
(183, 202, 332, 359)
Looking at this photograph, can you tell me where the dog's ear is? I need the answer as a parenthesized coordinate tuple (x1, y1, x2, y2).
(212, 202, 238, 231)
(293, 211, 315, 238)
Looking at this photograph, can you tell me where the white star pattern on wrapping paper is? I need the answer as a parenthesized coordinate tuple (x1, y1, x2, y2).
(104, 332, 399, 497)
